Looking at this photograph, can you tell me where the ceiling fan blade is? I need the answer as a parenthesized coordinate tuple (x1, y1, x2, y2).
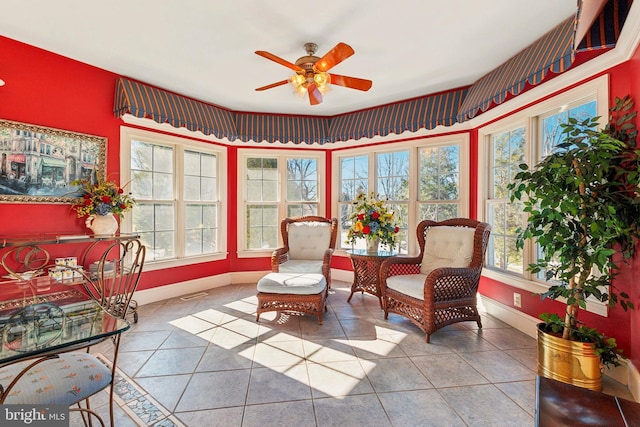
(307, 82, 323, 105)
(255, 51, 304, 72)
(329, 74, 372, 91)
(315, 42, 355, 72)
(255, 79, 290, 91)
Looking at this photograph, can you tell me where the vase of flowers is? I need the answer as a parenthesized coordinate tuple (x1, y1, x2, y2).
(346, 192, 399, 252)
(71, 178, 136, 236)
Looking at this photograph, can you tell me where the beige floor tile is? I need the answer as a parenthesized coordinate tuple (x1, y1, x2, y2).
(100, 280, 634, 426)
(313, 394, 392, 427)
(411, 353, 489, 388)
(378, 389, 467, 427)
(439, 384, 534, 426)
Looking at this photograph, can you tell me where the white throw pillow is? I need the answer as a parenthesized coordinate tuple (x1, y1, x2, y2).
(420, 226, 475, 276)
(287, 222, 331, 260)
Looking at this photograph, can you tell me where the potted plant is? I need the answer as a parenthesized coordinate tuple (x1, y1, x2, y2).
(508, 96, 640, 391)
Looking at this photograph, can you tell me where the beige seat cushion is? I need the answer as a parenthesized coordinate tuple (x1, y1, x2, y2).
(420, 226, 475, 276)
(287, 222, 331, 260)
(386, 274, 429, 300)
(257, 273, 326, 295)
(278, 260, 324, 274)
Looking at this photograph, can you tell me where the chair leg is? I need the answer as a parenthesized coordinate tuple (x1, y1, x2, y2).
(425, 333, 431, 343)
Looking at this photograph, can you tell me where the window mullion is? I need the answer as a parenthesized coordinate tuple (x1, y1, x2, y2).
(175, 146, 184, 258)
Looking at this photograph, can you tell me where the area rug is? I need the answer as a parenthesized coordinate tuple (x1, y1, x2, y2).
(94, 353, 186, 427)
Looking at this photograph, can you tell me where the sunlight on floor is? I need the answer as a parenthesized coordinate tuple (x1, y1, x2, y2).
(165, 294, 397, 399)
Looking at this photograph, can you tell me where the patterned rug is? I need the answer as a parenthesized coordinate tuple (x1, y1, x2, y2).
(95, 354, 185, 427)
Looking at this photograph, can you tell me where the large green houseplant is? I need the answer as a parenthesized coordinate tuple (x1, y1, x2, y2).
(508, 96, 640, 388)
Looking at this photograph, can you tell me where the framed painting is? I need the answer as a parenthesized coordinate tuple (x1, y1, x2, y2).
(0, 120, 106, 203)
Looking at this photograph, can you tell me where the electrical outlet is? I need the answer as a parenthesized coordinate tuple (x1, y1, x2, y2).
(513, 292, 522, 308)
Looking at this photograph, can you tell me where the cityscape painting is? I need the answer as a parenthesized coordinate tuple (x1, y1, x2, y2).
(0, 120, 106, 203)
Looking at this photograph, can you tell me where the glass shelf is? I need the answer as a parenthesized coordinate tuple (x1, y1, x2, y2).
(0, 233, 140, 248)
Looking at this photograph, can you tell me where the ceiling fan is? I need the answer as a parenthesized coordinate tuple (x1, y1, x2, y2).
(255, 42, 372, 106)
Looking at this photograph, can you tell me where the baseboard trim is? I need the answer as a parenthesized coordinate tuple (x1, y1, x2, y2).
(134, 273, 232, 305)
(477, 294, 540, 338)
(134, 270, 272, 305)
(628, 358, 640, 401)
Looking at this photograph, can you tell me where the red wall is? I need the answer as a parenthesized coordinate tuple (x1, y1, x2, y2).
(625, 42, 640, 369)
(0, 36, 232, 290)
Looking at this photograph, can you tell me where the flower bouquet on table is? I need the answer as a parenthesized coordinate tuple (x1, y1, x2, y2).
(346, 192, 399, 251)
(71, 178, 136, 218)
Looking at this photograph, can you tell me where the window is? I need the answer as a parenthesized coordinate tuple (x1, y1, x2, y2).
(239, 151, 324, 254)
(486, 127, 526, 275)
(184, 150, 218, 256)
(478, 77, 607, 292)
(338, 155, 369, 250)
(377, 150, 409, 253)
(335, 137, 468, 255)
(120, 128, 226, 268)
(418, 144, 461, 221)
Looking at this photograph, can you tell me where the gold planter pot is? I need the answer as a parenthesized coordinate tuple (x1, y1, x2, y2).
(537, 323, 602, 391)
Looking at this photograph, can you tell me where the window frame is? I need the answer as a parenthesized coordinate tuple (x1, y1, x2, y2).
(120, 127, 228, 271)
(476, 76, 609, 314)
(332, 135, 470, 256)
(237, 149, 326, 258)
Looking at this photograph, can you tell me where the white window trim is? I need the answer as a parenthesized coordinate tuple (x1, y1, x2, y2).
(332, 134, 470, 257)
(476, 75, 609, 316)
(237, 149, 326, 258)
(120, 126, 228, 271)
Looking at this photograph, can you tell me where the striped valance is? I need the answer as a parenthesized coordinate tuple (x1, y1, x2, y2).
(234, 113, 331, 144)
(114, 78, 463, 144)
(456, 15, 577, 122)
(114, 78, 237, 140)
(113, 0, 630, 146)
(329, 88, 467, 141)
(576, 0, 633, 52)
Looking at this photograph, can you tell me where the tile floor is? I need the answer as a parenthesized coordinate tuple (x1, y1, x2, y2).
(79, 280, 635, 427)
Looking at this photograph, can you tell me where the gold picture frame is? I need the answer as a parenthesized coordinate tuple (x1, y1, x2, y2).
(0, 120, 106, 203)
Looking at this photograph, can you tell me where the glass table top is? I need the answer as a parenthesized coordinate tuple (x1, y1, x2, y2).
(0, 279, 129, 365)
(346, 249, 398, 257)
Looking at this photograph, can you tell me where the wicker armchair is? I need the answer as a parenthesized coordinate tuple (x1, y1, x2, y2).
(380, 218, 491, 342)
(271, 216, 338, 288)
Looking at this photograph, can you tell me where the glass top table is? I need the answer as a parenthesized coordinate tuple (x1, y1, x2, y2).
(346, 249, 398, 307)
(0, 278, 130, 366)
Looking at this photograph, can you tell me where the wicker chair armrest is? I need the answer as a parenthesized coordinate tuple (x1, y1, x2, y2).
(322, 248, 334, 280)
(424, 266, 482, 302)
(271, 248, 289, 272)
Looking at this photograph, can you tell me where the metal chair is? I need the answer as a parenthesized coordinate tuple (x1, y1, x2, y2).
(0, 239, 145, 427)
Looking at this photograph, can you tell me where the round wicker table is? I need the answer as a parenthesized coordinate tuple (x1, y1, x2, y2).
(346, 249, 397, 308)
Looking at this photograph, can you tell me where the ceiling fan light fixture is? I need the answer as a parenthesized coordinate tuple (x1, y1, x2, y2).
(256, 42, 371, 105)
(290, 73, 306, 87)
(314, 71, 330, 87)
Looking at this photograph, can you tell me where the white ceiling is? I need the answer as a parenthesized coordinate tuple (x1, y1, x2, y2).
(0, 0, 578, 116)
